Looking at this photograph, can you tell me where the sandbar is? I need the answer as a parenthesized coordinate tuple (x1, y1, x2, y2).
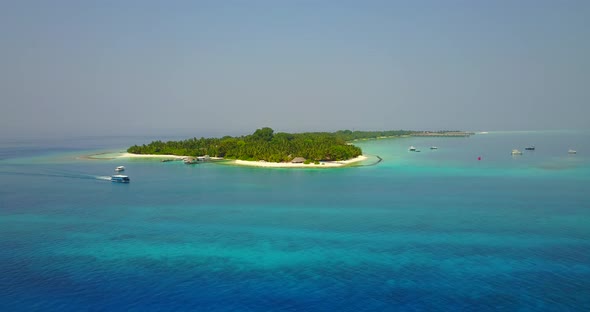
(83, 152, 188, 160)
(117, 152, 187, 159)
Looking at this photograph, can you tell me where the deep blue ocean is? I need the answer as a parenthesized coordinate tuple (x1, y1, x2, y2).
(1, 131, 589, 311)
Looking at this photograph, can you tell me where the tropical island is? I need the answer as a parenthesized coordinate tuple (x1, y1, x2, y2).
(126, 128, 472, 167)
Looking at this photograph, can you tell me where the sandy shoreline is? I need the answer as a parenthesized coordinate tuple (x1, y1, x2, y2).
(85, 152, 368, 168)
(232, 155, 368, 168)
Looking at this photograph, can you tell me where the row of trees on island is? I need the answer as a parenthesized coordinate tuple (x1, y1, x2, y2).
(127, 128, 418, 162)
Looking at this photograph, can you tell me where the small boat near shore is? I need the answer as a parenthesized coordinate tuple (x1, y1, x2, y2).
(511, 149, 523, 155)
(111, 175, 130, 183)
(115, 166, 125, 172)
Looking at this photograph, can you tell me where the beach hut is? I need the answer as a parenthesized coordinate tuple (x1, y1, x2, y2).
(291, 157, 306, 163)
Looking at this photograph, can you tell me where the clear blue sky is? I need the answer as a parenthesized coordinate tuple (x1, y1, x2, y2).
(1, 0, 589, 138)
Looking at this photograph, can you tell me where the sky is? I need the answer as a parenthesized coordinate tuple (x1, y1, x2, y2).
(1, 0, 589, 138)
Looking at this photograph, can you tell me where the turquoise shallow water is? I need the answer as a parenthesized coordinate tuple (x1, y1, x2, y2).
(1, 131, 589, 311)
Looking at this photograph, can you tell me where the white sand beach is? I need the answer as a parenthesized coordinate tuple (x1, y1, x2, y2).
(232, 155, 368, 168)
(85, 152, 367, 167)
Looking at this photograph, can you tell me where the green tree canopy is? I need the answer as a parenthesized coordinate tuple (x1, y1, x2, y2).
(128, 128, 423, 162)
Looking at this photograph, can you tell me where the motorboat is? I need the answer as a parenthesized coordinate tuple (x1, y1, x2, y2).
(511, 149, 523, 155)
(111, 175, 130, 183)
(115, 166, 125, 172)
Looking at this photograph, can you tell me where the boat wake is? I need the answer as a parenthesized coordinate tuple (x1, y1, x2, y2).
(46, 169, 112, 181)
(0, 169, 113, 182)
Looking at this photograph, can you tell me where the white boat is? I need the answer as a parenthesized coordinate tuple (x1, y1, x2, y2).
(115, 166, 125, 172)
(511, 149, 523, 155)
(409, 146, 416, 151)
(111, 175, 130, 183)
(568, 149, 577, 154)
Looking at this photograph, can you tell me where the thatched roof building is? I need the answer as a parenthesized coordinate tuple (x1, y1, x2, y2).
(291, 157, 306, 163)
